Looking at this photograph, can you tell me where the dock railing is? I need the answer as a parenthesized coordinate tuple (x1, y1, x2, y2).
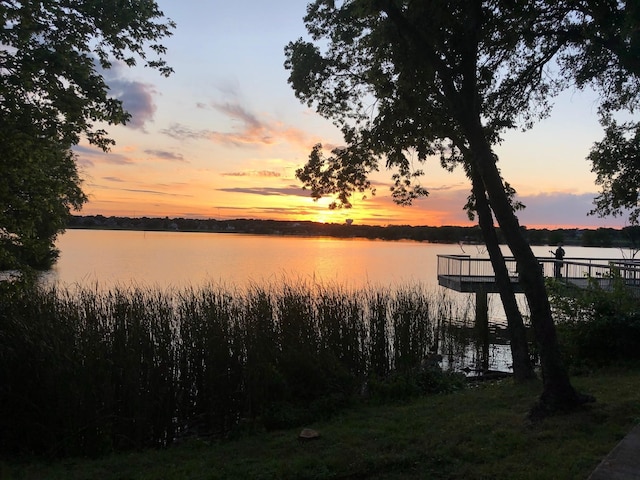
(437, 255, 640, 290)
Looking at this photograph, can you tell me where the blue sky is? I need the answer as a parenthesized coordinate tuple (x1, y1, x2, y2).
(74, 1, 630, 229)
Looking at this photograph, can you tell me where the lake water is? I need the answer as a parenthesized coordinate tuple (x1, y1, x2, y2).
(46, 229, 461, 290)
(47, 229, 630, 292)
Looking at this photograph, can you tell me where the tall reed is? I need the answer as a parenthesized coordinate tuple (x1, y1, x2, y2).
(0, 278, 473, 457)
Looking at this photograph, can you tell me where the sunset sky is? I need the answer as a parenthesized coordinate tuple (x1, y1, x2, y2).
(75, 0, 629, 229)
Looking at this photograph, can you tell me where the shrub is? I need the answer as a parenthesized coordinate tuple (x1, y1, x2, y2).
(548, 276, 640, 368)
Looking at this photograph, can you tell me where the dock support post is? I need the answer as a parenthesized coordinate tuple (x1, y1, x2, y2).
(475, 291, 489, 372)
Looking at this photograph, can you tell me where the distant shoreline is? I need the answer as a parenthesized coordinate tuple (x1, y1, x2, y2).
(66, 215, 637, 248)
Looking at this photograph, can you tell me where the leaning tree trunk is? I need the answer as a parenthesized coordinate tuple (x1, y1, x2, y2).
(442, 5, 581, 410)
(470, 168, 535, 382)
(469, 131, 587, 412)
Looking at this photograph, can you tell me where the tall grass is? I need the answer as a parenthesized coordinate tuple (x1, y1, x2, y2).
(0, 278, 472, 457)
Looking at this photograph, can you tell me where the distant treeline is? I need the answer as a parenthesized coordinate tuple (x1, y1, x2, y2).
(67, 215, 640, 249)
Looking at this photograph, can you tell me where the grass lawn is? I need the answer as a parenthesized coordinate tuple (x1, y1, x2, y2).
(5, 366, 640, 480)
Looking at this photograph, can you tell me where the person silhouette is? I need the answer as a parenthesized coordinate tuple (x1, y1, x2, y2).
(550, 243, 565, 278)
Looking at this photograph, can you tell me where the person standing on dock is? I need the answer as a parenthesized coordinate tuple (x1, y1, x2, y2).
(551, 243, 565, 278)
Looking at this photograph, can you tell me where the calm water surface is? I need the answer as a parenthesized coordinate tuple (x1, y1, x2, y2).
(47, 229, 630, 292)
(48, 229, 455, 290)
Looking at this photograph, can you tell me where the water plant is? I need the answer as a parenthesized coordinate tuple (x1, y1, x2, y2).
(0, 278, 474, 457)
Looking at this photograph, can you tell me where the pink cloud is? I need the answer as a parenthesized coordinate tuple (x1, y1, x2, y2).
(73, 145, 134, 166)
(162, 101, 323, 150)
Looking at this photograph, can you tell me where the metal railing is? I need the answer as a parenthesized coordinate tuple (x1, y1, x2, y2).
(437, 255, 640, 287)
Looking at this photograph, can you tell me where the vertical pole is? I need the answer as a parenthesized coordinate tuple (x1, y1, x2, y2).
(475, 290, 489, 373)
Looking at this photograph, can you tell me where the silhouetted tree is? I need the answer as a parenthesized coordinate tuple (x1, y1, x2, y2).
(285, 1, 586, 408)
(0, 1, 175, 268)
(548, 1, 640, 223)
(0, 122, 86, 269)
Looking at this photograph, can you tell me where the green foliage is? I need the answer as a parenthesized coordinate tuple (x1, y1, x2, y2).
(589, 120, 640, 224)
(548, 1, 640, 224)
(0, 0, 174, 269)
(0, 280, 472, 458)
(556, 0, 640, 111)
(0, 122, 87, 269)
(0, 0, 175, 149)
(548, 276, 640, 368)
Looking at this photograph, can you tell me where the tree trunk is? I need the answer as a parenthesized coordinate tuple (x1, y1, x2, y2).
(470, 168, 536, 382)
(469, 131, 588, 412)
